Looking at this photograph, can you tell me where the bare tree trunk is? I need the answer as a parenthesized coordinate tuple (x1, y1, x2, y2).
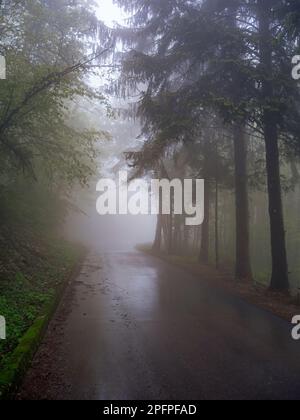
(152, 214, 162, 252)
(173, 214, 182, 254)
(167, 214, 173, 255)
(226, 2, 253, 281)
(199, 181, 210, 263)
(183, 223, 189, 256)
(233, 125, 252, 281)
(162, 215, 169, 252)
(215, 178, 219, 269)
(265, 127, 289, 291)
(152, 175, 163, 252)
(258, 0, 289, 292)
(193, 226, 198, 251)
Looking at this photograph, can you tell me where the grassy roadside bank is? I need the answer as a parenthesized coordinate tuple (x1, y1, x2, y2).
(138, 244, 300, 322)
(0, 233, 85, 399)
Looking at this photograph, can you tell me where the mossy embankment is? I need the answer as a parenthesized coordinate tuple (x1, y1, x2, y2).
(0, 222, 85, 399)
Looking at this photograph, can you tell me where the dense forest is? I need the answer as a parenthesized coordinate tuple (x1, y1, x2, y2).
(0, 0, 112, 367)
(1, 0, 300, 402)
(112, 0, 300, 293)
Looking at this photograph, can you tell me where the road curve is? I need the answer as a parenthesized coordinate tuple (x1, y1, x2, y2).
(18, 251, 300, 400)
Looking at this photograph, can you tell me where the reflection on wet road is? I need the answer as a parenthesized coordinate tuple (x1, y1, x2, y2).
(19, 252, 300, 400)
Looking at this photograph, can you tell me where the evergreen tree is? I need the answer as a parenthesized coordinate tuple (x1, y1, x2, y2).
(115, 0, 300, 290)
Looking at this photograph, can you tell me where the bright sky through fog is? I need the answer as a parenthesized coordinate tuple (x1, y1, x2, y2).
(96, 0, 126, 26)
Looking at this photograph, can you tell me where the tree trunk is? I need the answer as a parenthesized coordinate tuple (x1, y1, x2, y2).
(226, 2, 253, 281)
(258, 0, 289, 292)
(215, 178, 219, 269)
(152, 177, 163, 252)
(199, 181, 210, 263)
(265, 126, 289, 291)
(167, 213, 173, 255)
(152, 214, 162, 252)
(162, 215, 169, 251)
(233, 124, 252, 281)
(183, 223, 189, 256)
(173, 214, 182, 254)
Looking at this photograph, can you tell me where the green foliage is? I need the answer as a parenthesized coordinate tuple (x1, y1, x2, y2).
(0, 0, 110, 186)
(0, 233, 81, 362)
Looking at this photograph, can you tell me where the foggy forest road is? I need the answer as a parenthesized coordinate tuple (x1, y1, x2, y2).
(18, 251, 300, 400)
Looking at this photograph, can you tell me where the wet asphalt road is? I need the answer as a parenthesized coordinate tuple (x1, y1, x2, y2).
(19, 251, 300, 400)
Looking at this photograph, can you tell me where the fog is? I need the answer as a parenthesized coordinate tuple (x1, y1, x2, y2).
(3, 0, 300, 402)
(66, 203, 156, 253)
(64, 97, 156, 253)
(96, 0, 126, 26)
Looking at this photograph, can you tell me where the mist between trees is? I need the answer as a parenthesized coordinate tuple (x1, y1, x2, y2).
(95, 171, 205, 226)
(0, 0, 300, 315)
(110, 0, 300, 294)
